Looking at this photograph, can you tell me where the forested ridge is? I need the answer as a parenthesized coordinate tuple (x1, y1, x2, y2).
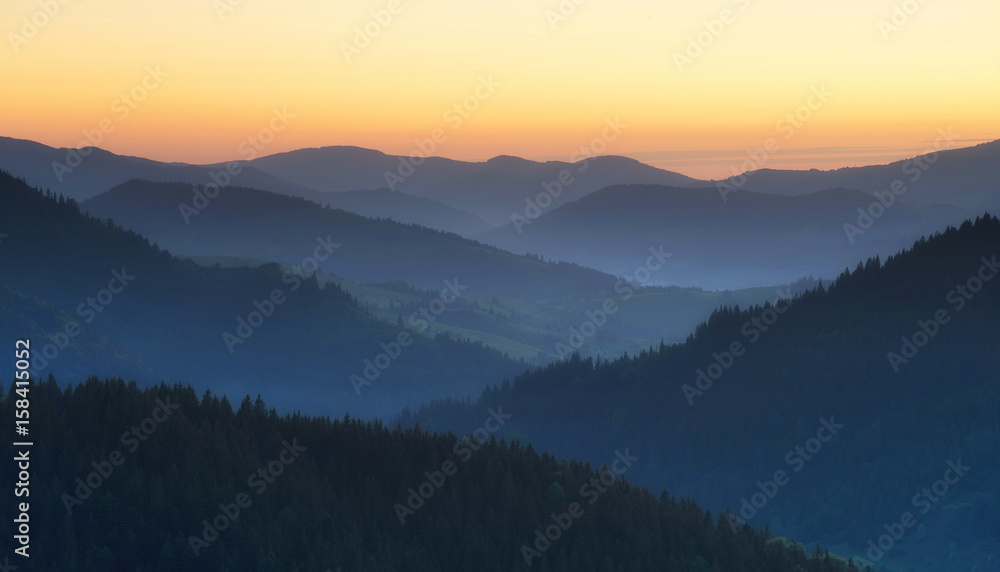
(405, 215, 1000, 570)
(0, 376, 873, 571)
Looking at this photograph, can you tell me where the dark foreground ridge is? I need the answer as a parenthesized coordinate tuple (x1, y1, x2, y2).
(0, 376, 871, 571)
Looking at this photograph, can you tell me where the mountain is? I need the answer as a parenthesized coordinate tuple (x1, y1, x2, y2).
(84, 180, 790, 364)
(726, 138, 1000, 213)
(5, 375, 871, 571)
(406, 214, 1000, 570)
(0, 137, 706, 231)
(479, 184, 966, 289)
(0, 136, 319, 201)
(0, 170, 526, 419)
(320, 188, 493, 237)
(81, 179, 620, 299)
(0, 282, 150, 381)
(249, 146, 703, 226)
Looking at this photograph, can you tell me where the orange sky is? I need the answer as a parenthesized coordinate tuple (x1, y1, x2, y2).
(3, 0, 998, 178)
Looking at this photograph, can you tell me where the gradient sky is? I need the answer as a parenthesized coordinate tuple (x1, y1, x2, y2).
(3, 0, 998, 178)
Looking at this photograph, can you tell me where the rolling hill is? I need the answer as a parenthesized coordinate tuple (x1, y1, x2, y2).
(0, 170, 527, 419)
(81, 179, 621, 299)
(479, 184, 966, 289)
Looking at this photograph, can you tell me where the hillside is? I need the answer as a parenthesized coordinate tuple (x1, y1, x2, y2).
(81, 179, 623, 299)
(0, 376, 871, 571)
(407, 214, 1000, 570)
(320, 188, 493, 237)
(0, 170, 527, 419)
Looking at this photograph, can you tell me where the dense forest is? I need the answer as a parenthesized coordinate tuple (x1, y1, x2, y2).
(0, 376, 875, 571)
(403, 215, 1000, 570)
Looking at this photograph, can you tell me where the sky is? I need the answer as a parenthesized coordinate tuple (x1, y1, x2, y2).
(2, 0, 999, 179)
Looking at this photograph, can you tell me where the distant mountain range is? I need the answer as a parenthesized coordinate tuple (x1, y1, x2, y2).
(479, 184, 967, 289)
(3, 134, 997, 289)
(249, 146, 701, 225)
(0, 136, 703, 230)
(0, 136, 319, 201)
(726, 138, 1000, 212)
